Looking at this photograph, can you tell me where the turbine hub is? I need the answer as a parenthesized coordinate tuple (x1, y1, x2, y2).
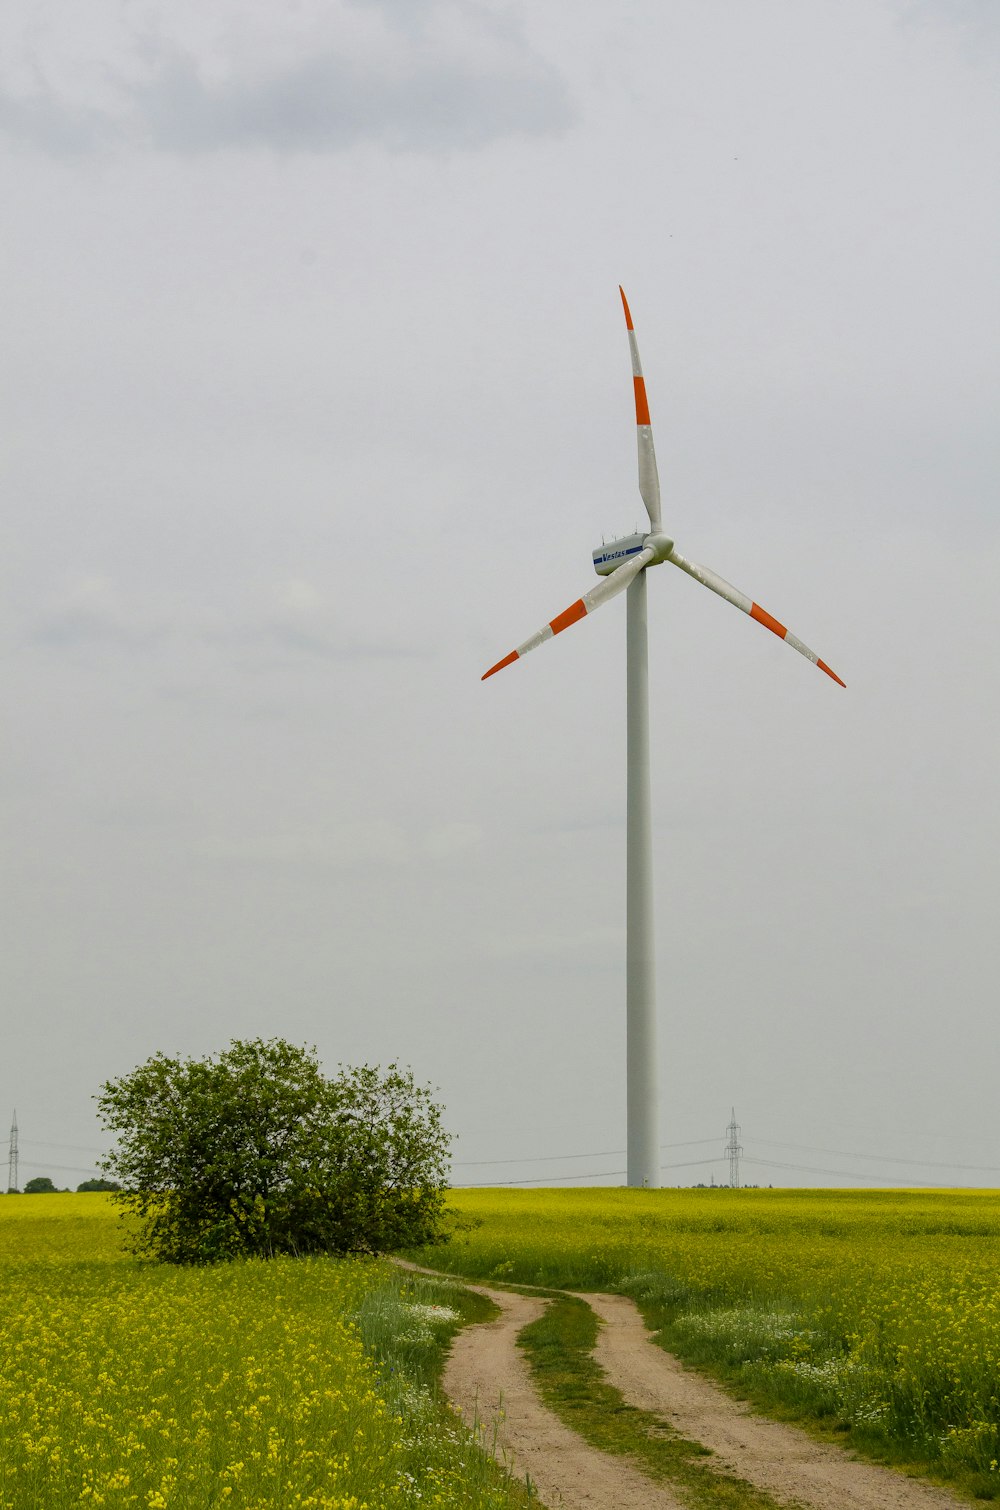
(643, 532, 674, 564)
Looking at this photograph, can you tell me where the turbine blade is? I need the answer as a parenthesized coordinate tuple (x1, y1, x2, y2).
(669, 549, 846, 687)
(483, 548, 655, 680)
(620, 287, 661, 529)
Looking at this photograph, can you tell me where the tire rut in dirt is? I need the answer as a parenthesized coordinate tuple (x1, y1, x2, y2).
(443, 1284, 684, 1510)
(584, 1292, 966, 1510)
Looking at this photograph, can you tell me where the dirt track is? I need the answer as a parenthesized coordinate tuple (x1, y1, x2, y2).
(435, 1276, 968, 1510)
(442, 1283, 683, 1509)
(585, 1292, 965, 1510)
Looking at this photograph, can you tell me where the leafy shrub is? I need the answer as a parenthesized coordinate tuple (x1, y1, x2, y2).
(97, 1038, 451, 1264)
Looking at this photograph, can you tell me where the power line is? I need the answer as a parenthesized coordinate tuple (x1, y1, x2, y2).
(453, 1147, 1000, 1191)
(451, 1132, 1000, 1178)
(453, 1135, 722, 1165)
(751, 1138, 1000, 1174)
(453, 1150, 621, 1168)
(20, 1139, 108, 1156)
(758, 1117, 996, 1153)
(454, 1157, 723, 1189)
(19, 1161, 104, 1177)
(743, 1156, 982, 1189)
(456, 1169, 627, 1188)
(17, 1124, 997, 1193)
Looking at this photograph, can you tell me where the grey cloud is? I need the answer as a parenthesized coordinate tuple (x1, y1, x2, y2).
(0, 37, 573, 157)
(0, 91, 109, 156)
(216, 578, 427, 663)
(25, 579, 422, 663)
(33, 614, 421, 664)
(27, 613, 416, 664)
(900, 0, 1000, 51)
(140, 46, 572, 154)
(28, 581, 165, 652)
(196, 819, 482, 872)
(30, 612, 161, 651)
(230, 621, 426, 663)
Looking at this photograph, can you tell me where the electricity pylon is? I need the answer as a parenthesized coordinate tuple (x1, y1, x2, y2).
(725, 1108, 742, 1189)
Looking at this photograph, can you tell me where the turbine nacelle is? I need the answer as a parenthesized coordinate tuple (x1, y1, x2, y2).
(593, 531, 674, 577)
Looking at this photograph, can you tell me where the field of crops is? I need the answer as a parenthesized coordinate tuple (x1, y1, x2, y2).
(9, 1186, 999, 1504)
(0, 1194, 523, 1509)
(424, 1187, 1000, 1495)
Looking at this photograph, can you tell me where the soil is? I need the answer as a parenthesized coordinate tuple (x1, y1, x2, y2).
(584, 1292, 966, 1510)
(401, 1261, 969, 1508)
(401, 1262, 972, 1510)
(442, 1283, 684, 1509)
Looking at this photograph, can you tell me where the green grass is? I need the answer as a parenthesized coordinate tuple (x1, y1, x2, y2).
(627, 1279, 999, 1504)
(358, 1271, 498, 1390)
(517, 1291, 786, 1510)
(356, 1272, 537, 1505)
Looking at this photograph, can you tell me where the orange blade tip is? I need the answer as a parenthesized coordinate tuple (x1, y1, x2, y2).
(619, 286, 634, 329)
(482, 650, 519, 681)
(818, 659, 846, 688)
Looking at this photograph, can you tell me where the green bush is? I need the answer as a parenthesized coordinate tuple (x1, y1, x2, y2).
(97, 1039, 451, 1264)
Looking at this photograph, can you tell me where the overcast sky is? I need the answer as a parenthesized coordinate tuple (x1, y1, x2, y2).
(3, 0, 998, 1192)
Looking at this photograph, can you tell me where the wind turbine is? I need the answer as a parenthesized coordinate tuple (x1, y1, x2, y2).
(482, 288, 845, 1190)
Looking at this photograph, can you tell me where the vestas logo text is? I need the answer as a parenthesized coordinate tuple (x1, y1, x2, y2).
(595, 546, 642, 565)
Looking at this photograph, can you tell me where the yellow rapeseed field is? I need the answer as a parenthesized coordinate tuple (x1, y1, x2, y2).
(431, 1186, 1000, 1488)
(0, 1194, 517, 1509)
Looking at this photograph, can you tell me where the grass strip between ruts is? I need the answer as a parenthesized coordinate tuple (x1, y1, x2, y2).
(517, 1290, 792, 1510)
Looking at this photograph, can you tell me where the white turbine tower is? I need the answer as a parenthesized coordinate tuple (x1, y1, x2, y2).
(483, 289, 845, 1190)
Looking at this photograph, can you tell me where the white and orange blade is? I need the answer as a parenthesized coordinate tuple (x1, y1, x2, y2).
(669, 550, 846, 687)
(483, 547, 655, 680)
(620, 287, 661, 530)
